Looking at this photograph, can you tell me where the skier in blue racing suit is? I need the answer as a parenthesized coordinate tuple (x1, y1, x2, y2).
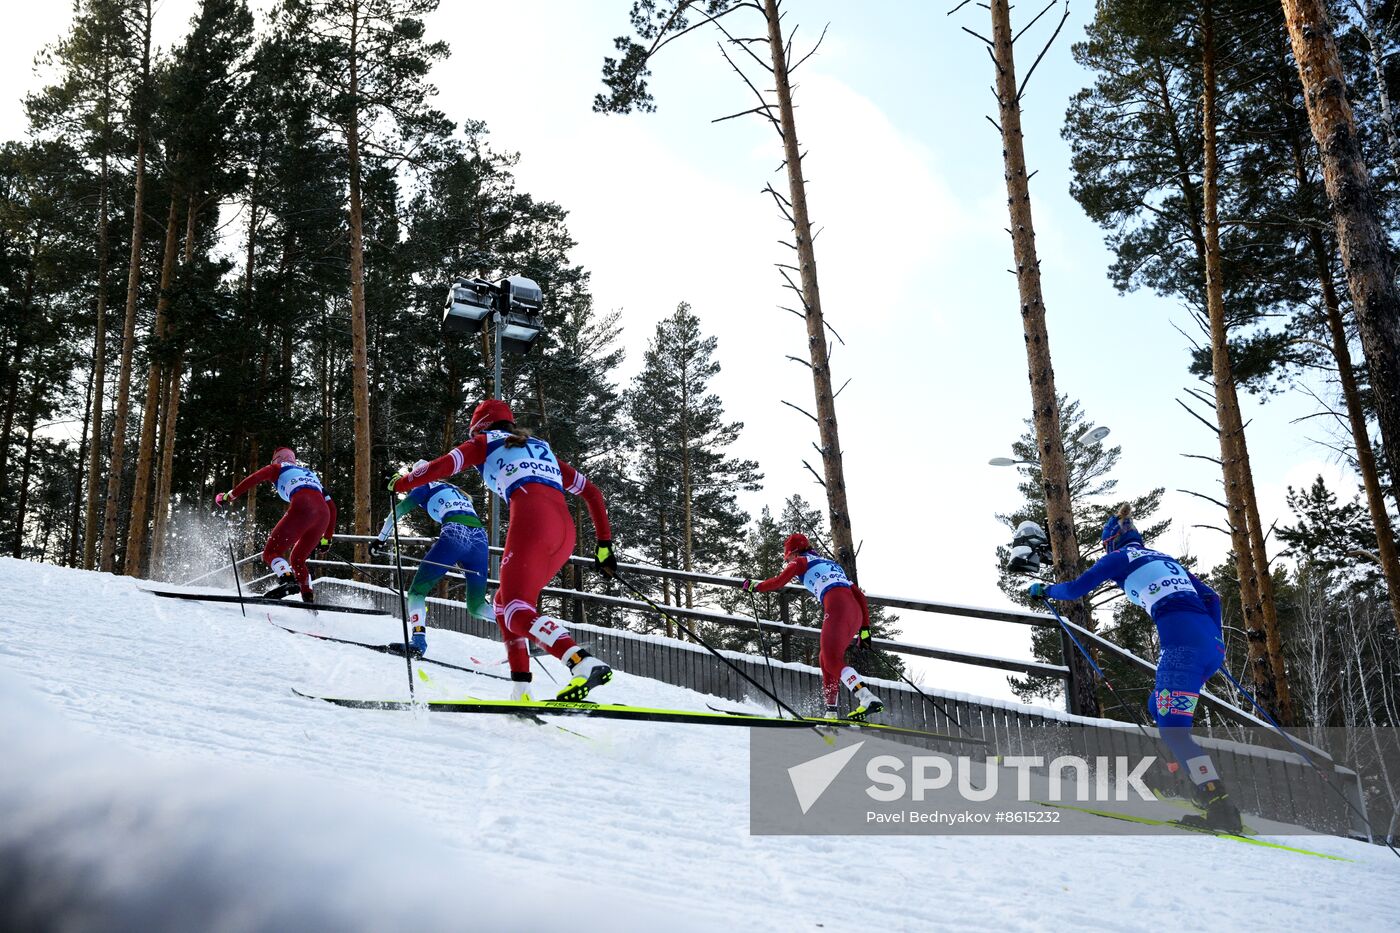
(1029, 504, 1243, 833)
(375, 462, 491, 657)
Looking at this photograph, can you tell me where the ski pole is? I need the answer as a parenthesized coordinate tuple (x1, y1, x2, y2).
(224, 515, 246, 618)
(1218, 667, 1399, 859)
(744, 590, 785, 716)
(1040, 597, 1162, 746)
(859, 639, 974, 738)
(389, 492, 415, 700)
(614, 571, 827, 736)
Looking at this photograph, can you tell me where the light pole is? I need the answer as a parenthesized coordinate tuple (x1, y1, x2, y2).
(988, 425, 1111, 468)
(990, 423, 1110, 716)
(443, 275, 545, 560)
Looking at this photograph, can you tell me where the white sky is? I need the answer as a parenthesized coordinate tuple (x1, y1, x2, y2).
(0, 0, 1362, 704)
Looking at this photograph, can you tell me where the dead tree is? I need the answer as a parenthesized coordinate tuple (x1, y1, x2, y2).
(595, 1, 861, 580)
(952, 0, 1099, 715)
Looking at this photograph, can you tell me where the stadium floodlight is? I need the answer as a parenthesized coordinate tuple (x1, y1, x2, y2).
(442, 278, 495, 334)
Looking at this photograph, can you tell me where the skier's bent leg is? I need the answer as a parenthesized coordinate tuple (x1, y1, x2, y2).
(1152, 642, 1217, 784)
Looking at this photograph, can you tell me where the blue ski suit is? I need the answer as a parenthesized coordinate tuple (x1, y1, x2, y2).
(1046, 545, 1224, 781)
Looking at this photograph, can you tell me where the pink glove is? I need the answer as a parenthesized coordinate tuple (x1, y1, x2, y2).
(741, 578, 755, 592)
(215, 490, 232, 508)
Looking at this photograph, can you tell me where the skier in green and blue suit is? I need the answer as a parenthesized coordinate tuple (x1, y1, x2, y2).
(376, 461, 491, 656)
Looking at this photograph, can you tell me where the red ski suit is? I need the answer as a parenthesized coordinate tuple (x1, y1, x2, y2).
(756, 557, 870, 705)
(230, 464, 337, 592)
(395, 435, 611, 674)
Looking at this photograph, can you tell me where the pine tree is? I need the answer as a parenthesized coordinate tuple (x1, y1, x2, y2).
(301, 0, 450, 558)
(25, 0, 138, 569)
(995, 397, 1169, 710)
(621, 303, 761, 615)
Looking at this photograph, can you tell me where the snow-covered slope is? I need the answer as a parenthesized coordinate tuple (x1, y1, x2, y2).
(0, 558, 1394, 932)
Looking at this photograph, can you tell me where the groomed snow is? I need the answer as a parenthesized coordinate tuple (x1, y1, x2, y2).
(0, 557, 1394, 932)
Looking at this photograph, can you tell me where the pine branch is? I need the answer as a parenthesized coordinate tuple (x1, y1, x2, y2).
(1017, 3, 1071, 101)
(782, 399, 818, 423)
(800, 459, 827, 487)
(785, 355, 812, 368)
(1177, 487, 1229, 512)
(1176, 398, 1220, 435)
(789, 22, 829, 73)
(1013, 1, 1058, 44)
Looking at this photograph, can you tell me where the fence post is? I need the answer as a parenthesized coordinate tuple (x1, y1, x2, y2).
(1059, 626, 1083, 716)
(778, 591, 792, 663)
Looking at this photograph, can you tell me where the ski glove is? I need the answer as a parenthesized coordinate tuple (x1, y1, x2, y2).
(1027, 582, 1049, 599)
(740, 578, 755, 593)
(859, 624, 872, 645)
(215, 490, 234, 508)
(595, 540, 618, 579)
(387, 471, 406, 493)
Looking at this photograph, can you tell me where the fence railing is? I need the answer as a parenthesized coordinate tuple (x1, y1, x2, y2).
(310, 575, 1372, 839)
(188, 537, 1375, 838)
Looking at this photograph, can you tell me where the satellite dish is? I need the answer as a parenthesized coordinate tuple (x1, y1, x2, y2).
(1076, 425, 1111, 445)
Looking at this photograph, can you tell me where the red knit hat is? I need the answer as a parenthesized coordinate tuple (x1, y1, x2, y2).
(469, 399, 515, 435)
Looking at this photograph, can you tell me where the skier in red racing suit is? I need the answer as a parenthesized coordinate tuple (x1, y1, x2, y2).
(394, 399, 618, 702)
(743, 534, 884, 721)
(216, 447, 337, 602)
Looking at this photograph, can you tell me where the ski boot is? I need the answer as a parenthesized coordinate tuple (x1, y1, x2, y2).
(1180, 780, 1243, 834)
(823, 705, 840, 720)
(408, 625, 428, 658)
(264, 572, 299, 600)
(510, 672, 533, 702)
(555, 648, 611, 701)
(299, 588, 316, 605)
(847, 686, 884, 723)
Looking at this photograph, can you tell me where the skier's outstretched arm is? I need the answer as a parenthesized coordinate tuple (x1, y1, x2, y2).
(1191, 572, 1223, 628)
(561, 462, 612, 540)
(226, 464, 280, 499)
(1044, 551, 1128, 601)
(394, 438, 487, 493)
(376, 493, 418, 540)
(322, 496, 337, 545)
(752, 558, 807, 593)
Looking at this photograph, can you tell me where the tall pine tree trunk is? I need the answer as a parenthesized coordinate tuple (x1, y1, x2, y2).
(11, 392, 38, 558)
(989, 0, 1098, 716)
(72, 356, 95, 566)
(345, 10, 373, 563)
(125, 193, 182, 576)
(762, 0, 858, 582)
(1202, 3, 1287, 717)
(84, 146, 111, 570)
(100, 0, 152, 573)
(1284, 0, 1400, 507)
(151, 196, 199, 576)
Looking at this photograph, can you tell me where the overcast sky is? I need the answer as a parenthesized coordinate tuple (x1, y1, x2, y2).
(0, 1, 1359, 704)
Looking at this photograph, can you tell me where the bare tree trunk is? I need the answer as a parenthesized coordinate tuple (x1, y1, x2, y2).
(1311, 231, 1400, 635)
(0, 256, 36, 489)
(151, 196, 200, 577)
(72, 355, 95, 566)
(762, 0, 858, 582)
(12, 392, 38, 558)
(1202, 3, 1286, 717)
(1352, 0, 1400, 175)
(1284, 0, 1400, 507)
(100, 0, 152, 573)
(84, 145, 111, 570)
(125, 194, 182, 576)
(345, 7, 373, 565)
(989, 0, 1098, 716)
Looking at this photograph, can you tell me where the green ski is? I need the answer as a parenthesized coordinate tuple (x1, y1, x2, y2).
(1036, 802, 1352, 861)
(292, 690, 981, 745)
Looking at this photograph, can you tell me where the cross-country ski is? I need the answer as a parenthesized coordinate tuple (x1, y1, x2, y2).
(3, 1, 1399, 930)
